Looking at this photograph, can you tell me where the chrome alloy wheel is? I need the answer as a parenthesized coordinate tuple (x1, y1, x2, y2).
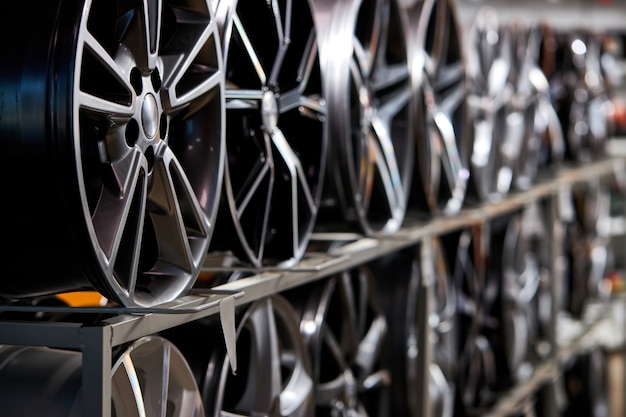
(1, 0, 225, 307)
(408, 0, 470, 214)
(166, 295, 315, 417)
(289, 266, 391, 417)
(211, 0, 327, 266)
(317, 0, 414, 235)
(0, 336, 206, 417)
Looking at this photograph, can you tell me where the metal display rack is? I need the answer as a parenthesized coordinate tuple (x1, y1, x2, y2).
(0, 155, 624, 417)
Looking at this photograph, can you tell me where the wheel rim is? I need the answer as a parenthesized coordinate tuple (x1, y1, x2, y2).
(321, 0, 413, 235)
(200, 295, 315, 417)
(370, 241, 454, 417)
(0, 336, 205, 417)
(213, 0, 327, 266)
(453, 226, 499, 412)
(1, 0, 225, 307)
(410, 0, 469, 214)
(295, 267, 391, 416)
(498, 209, 541, 383)
(466, 6, 515, 200)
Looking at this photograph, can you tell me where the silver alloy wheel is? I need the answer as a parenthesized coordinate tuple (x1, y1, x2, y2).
(453, 226, 499, 412)
(465, 6, 515, 200)
(290, 267, 391, 416)
(211, 0, 327, 266)
(0, 336, 205, 416)
(373, 240, 455, 417)
(566, 181, 612, 317)
(168, 295, 315, 417)
(408, 0, 469, 214)
(317, 0, 413, 235)
(499, 208, 542, 384)
(1, 0, 225, 307)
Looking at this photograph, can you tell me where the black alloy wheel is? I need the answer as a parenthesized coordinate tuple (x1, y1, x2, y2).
(210, 0, 328, 267)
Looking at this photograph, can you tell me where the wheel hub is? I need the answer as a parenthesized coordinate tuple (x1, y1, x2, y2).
(359, 87, 373, 132)
(141, 93, 159, 139)
(261, 89, 279, 132)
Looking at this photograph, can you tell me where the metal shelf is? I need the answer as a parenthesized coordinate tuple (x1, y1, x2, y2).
(0, 156, 624, 417)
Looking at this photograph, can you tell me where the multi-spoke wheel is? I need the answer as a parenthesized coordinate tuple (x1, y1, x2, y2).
(450, 226, 500, 414)
(465, 6, 515, 200)
(165, 294, 315, 417)
(374, 240, 456, 417)
(315, 0, 413, 235)
(1, 0, 225, 307)
(544, 31, 611, 163)
(288, 266, 391, 416)
(209, 0, 327, 266)
(490, 209, 543, 387)
(0, 336, 205, 416)
(564, 181, 613, 318)
(408, 0, 470, 214)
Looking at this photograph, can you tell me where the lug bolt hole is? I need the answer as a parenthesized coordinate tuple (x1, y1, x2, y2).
(130, 68, 143, 95)
(125, 119, 140, 147)
(151, 69, 162, 91)
(160, 114, 168, 139)
(144, 145, 155, 173)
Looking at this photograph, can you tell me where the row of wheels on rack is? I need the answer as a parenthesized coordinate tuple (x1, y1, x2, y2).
(0, 175, 618, 416)
(0, 0, 617, 309)
(0, 0, 621, 416)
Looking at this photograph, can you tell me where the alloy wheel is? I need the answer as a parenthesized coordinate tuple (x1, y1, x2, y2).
(166, 294, 315, 417)
(0, 336, 205, 416)
(1, 0, 225, 307)
(317, 0, 414, 235)
(210, 0, 328, 266)
(289, 266, 391, 417)
(409, 0, 470, 214)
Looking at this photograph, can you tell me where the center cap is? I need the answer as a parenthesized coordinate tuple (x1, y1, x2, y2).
(141, 93, 159, 139)
(261, 90, 279, 132)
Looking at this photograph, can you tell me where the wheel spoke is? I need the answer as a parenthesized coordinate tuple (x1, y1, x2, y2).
(434, 112, 465, 196)
(323, 323, 350, 370)
(142, 0, 162, 70)
(162, 14, 222, 113)
(148, 148, 205, 273)
(272, 129, 317, 217)
(375, 81, 411, 124)
(93, 155, 147, 300)
(268, 0, 289, 87)
(236, 300, 283, 414)
(233, 14, 267, 85)
(355, 316, 387, 377)
(434, 62, 464, 94)
(82, 31, 136, 98)
(367, 125, 405, 219)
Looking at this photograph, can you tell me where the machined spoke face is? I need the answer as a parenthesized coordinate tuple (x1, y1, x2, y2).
(411, 0, 469, 214)
(293, 268, 391, 416)
(69, 0, 225, 306)
(215, 0, 327, 266)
